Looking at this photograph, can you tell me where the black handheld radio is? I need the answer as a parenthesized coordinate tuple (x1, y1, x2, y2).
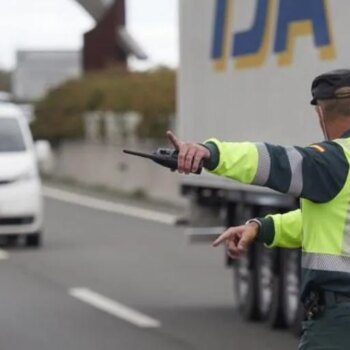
(123, 148, 202, 174)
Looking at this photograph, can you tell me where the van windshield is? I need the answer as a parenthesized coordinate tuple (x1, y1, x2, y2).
(0, 118, 26, 152)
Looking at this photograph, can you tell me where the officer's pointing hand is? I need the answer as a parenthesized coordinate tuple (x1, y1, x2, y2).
(212, 223, 259, 259)
(166, 130, 210, 174)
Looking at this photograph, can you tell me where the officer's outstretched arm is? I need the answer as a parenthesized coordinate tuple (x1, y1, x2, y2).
(257, 209, 302, 248)
(204, 139, 349, 203)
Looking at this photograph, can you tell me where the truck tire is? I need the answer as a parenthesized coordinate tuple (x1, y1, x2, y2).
(233, 244, 260, 321)
(291, 302, 304, 337)
(267, 269, 286, 328)
(280, 249, 301, 329)
(256, 244, 288, 328)
(255, 243, 274, 320)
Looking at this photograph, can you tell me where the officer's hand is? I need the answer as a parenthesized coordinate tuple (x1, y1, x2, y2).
(212, 223, 259, 259)
(166, 130, 210, 174)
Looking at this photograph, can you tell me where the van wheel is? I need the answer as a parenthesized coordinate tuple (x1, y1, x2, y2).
(26, 232, 42, 248)
(233, 244, 260, 321)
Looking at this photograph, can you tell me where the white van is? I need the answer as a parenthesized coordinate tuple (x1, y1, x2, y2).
(0, 102, 44, 247)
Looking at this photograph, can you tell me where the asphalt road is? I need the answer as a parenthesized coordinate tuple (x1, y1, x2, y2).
(0, 191, 298, 350)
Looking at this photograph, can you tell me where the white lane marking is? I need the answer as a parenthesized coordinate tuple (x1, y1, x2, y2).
(0, 249, 9, 260)
(69, 288, 161, 328)
(43, 186, 177, 225)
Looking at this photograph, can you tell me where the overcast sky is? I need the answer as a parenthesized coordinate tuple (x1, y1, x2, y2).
(0, 0, 178, 70)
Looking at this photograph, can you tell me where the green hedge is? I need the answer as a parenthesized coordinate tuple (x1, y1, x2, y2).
(32, 67, 176, 142)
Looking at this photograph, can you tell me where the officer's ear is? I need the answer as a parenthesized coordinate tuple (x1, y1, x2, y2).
(315, 105, 322, 123)
(316, 104, 331, 140)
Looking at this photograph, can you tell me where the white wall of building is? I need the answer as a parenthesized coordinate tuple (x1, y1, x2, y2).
(13, 50, 81, 101)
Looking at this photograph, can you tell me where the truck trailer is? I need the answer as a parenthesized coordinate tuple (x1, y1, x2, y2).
(178, 0, 349, 334)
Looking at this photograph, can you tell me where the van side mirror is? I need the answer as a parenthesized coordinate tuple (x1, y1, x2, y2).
(34, 140, 53, 173)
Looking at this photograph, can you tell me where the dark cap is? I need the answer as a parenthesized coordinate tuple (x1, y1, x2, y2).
(310, 69, 350, 105)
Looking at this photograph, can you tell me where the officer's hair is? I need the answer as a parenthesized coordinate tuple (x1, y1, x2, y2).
(320, 87, 350, 119)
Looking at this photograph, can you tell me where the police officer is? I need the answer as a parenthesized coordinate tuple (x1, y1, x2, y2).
(167, 69, 350, 349)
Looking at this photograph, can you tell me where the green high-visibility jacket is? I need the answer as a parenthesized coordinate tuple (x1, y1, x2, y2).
(204, 130, 350, 299)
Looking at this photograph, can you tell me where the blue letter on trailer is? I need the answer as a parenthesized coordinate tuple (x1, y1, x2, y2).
(274, 0, 335, 65)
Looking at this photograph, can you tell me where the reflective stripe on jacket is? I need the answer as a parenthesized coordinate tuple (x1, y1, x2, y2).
(204, 132, 350, 298)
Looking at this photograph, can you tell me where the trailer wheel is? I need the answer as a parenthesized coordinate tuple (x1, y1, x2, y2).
(256, 244, 274, 320)
(291, 302, 304, 337)
(233, 245, 259, 321)
(267, 271, 286, 328)
(280, 249, 301, 329)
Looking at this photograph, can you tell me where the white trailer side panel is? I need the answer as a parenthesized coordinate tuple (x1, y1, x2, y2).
(178, 0, 350, 189)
